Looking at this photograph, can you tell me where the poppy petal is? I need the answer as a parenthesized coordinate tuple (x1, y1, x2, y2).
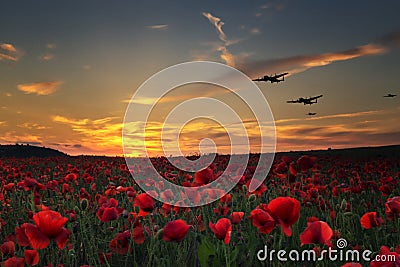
(25, 224, 50, 250)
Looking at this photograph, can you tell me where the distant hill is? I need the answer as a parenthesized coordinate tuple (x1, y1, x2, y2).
(277, 144, 400, 159)
(0, 144, 68, 158)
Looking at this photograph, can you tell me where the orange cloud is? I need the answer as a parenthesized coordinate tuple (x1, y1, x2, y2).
(242, 43, 387, 78)
(17, 81, 63, 95)
(0, 43, 17, 53)
(122, 86, 235, 105)
(202, 12, 239, 67)
(275, 110, 382, 125)
(0, 43, 21, 62)
(52, 115, 123, 155)
(17, 122, 50, 130)
(219, 46, 236, 67)
(241, 31, 400, 78)
(0, 131, 44, 145)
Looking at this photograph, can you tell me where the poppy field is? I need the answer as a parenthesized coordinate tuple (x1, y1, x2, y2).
(0, 149, 399, 266)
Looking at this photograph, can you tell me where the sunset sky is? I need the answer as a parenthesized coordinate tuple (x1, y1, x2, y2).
(1, 1, 400, 156)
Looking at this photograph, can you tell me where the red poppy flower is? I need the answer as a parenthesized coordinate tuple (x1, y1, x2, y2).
(297, 155, 316, 172)
(360, 212, 384, 229)
(370, 246, 400, 267)
(97, 207, 120, 222)
(134, 193, 155, 216)
(249, 208, 276, 234)
(109, 231, 131, 254)
(15, 224, 30, 247)
(267, 197, 300, 236)
(133, 224, 145, 244)
(162, 220, 191, 242)
(96, 198, 123, 222)
(0, 241, 15, 256)
(230, 212, 244, 224)
(220, 194, 232, 205)
(213, 205, 230, 216)
(379, 185, 392, 196)
(209, 218, 232, 244)
(2, 256, 24, 267)
(24, 250, 40, 266)
(289, 162, 297, 176)
(385, 197, 400, 220)
(23, 210, 71, 249)
(300, 221, 333, 246)
(194, 167, 214, 186)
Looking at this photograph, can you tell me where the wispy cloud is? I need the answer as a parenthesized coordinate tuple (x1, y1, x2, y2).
(241, 31, 400, 78)
(122, 86, 234, 105)
(202, 12, 227, 42)
(250, 28, 261, 35)
(146, 24, 168, 30)
(256, 3, 286, 17)
(17, 122, 50, 130)
(17, 81, 63, 96)
(40, 53, 55, 61)
(202, 12, 238, 67)
(260, 3, 286, 11)
(46, 43, 56, 49)
(0, 43, 21, 62)
(275, 110, 382, 125)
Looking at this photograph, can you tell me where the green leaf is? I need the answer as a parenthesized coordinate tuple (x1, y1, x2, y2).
(198, 237, 216, 267)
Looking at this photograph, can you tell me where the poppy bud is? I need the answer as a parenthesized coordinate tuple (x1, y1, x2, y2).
(343, 212, 353, 217)
(80, 198, 89, 211)
(248, 194, 256, 202)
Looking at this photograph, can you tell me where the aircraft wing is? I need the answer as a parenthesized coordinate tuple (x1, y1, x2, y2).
(252, 78, 265, 82)
(275, 72, 289, 78)
(287, 100, 300, 103)
(309, 94, 323, 100)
